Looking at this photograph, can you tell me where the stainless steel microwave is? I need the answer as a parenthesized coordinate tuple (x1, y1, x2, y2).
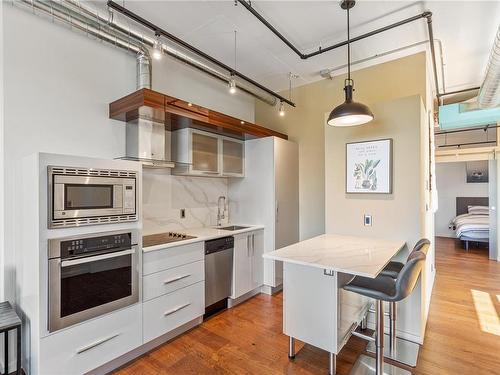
(48, 166, 137, 228)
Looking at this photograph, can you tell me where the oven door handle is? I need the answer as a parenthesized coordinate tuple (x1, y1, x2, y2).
(60, 248, 136, 267)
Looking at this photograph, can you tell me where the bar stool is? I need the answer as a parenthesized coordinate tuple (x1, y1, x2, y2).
(367, 239, 430, 367)
(344, 252, 426, 375)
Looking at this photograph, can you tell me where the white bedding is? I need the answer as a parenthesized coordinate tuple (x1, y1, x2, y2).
(453, 213, 489, 240)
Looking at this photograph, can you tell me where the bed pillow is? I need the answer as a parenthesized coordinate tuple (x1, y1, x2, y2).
(468, 205, 489, 215)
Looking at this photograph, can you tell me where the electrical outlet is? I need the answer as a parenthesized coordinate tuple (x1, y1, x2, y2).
(180, 209, 186, 219)
(364, 214, 372, 226)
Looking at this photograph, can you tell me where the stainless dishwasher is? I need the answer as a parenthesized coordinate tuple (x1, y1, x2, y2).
(204, 236, 234, 317)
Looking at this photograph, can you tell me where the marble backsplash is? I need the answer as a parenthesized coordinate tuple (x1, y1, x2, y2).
(142, 169, 228, 235)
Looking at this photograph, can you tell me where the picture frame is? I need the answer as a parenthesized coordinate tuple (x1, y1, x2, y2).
(346, 138, 393, 194)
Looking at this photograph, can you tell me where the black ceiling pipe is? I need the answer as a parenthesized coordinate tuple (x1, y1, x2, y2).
(107, 0, 295, 107)
(237, 1, 443, 102)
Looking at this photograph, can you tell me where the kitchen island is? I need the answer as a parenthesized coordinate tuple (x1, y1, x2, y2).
(264, 234, 405, 374)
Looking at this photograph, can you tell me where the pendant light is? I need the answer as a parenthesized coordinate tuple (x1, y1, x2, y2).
(327, 0, 373, 127)
(228, 30, 238, 94)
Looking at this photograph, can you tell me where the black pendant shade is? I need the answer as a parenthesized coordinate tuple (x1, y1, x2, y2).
(327, 84, 374, 127)
(327, 0, 374, 127)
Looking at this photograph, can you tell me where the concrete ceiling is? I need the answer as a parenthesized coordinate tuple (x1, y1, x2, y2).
(111, 1, 500, 95)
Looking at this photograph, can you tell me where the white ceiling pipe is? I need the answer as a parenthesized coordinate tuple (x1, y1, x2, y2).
(478, 25, 500, 109)
(15, 0, 152, 90)
(61, 0, 277, 106)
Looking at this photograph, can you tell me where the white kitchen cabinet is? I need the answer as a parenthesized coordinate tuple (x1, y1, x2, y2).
(142, 242, 205, 345)
(221, 137, 244, 177)
(143, 282, 204, 343)
(143, 260, 204, 301)
(143, 242, 204, 276)
(231, 229, 264, 299)
(283, 263, 370, 354)
(40, 304, 142, 375)
(172, 128, 244, 177)
(228, 137, 299, 288)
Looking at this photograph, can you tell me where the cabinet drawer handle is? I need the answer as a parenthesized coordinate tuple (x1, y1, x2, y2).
(163, 274, 191, 284)
(164, 303, 191, 317)
(76, 333, 120, 354)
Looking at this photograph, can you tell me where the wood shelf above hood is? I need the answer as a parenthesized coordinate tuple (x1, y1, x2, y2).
(109, 88, 288, 140)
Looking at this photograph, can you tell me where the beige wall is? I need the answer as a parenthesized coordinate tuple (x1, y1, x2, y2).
(325, 94, 429, 340)
(255, 52, 428, 240)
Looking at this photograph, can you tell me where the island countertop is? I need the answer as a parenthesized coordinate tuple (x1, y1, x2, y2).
(263, 233, 405, 278)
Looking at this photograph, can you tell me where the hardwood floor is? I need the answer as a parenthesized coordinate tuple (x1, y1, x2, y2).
(115, 237, 500, 374)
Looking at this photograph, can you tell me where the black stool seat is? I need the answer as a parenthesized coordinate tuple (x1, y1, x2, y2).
(345, 252, 426, 303)
(379, 239, 430, 279)
(379, 262, 404, 279)
(344, 275, 397, 301)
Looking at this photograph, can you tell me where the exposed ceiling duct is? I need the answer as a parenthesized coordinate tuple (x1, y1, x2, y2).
(478, 25, 500, 109)
(15, 0, 152, 90)
(13, 0, 279, 106)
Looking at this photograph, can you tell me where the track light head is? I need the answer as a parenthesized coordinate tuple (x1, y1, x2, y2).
(152, 33, 163, 60)
(279, 101, 285, 117)
(228, 77, 237, 94)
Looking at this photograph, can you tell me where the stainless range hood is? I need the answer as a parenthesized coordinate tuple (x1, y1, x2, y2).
(118, 107, 179, 168)
(120, 118, 175, 168)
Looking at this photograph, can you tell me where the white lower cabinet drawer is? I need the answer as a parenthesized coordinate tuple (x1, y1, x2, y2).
(143, 242, 204, 276)
(143, 260, 204, 301)
(143, 281, 204, 343)
(40, 304, 141, 375)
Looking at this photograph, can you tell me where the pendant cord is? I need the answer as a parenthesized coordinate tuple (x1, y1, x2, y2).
(234, 30, 237, 72)
(347, 5, 351, 82)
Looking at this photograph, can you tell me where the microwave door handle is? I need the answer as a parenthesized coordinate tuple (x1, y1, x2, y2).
(61, 248, 136, 268)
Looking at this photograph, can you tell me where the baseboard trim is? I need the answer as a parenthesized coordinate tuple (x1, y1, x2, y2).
(261, 283, 283, 296)
(228, 287, 262, 308)
(88, 316, 203, 375)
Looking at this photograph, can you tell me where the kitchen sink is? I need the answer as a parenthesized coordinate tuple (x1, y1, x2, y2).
(219, 225, 249, 231)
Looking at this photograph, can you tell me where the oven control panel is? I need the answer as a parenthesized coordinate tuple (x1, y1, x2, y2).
(61, 233, 131, 258)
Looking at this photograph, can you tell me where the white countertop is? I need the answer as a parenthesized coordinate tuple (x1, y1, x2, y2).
(264, 234, 405, 278)
(142, 224, 264, 252)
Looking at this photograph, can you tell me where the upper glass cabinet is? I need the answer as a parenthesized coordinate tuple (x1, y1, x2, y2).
(191, 131, 220, 174)
(222, 138, 244, 177)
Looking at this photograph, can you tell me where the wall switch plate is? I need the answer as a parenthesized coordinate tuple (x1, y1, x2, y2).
(364, 214, 372, 226)
(180, 209, 186, 219)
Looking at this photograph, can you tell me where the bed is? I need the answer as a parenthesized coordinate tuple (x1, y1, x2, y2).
(452, 197, 489, 251)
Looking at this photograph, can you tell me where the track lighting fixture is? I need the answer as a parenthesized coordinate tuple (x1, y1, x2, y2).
(152, 32, 163, 60)
(228, 77, 237, 94)
(327, 0, 373, 127)
(279, 101, 285, 117)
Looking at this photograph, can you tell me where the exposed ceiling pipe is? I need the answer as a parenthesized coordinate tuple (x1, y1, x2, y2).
(478, 25, 500, 109)
(106, 0, 294, 107)
(14, 0, 152, 90)
(14, 0, 278, 106)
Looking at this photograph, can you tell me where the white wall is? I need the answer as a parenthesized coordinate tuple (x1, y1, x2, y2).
(2, 5, 255, 303)
(435, 162, 489, 237)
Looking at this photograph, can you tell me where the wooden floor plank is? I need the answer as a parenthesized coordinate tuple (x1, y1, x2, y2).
(114, 237, 500, 374)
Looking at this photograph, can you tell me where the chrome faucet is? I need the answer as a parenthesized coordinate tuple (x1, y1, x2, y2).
(217, 196, 226, 226)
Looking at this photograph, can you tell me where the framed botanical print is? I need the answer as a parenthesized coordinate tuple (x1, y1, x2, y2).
(346, 138, 393, 194)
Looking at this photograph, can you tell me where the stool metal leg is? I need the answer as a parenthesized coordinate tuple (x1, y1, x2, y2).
(329, 352, 336, 375)
(349, 300, 411, 375)
(390, 301, 397, 354)
(366, 300, 421, 367)
(16, 327, 21, 375)
(4, 331, 8, 375)
(288, 336, 295, 359)
(375, 300, 384, 375)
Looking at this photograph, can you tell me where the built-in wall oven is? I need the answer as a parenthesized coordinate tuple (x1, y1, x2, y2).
(48, 230, 139, 333)
(48, 166, 137, 228)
